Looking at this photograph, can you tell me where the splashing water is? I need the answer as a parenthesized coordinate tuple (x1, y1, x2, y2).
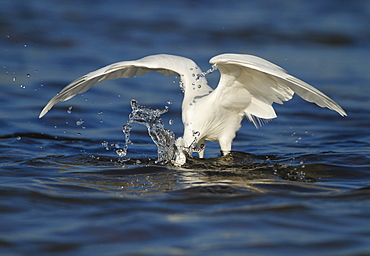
(120, 99, 175, 163)
(196, 64, 218, 80)
(118, 100, 204, 165)
(111, 65, 218, 165)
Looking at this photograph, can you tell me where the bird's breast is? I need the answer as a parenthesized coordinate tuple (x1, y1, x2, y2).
(182, 100, 242, 144)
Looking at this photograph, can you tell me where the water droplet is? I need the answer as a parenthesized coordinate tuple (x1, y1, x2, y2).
(12, 77, 16, 82)
(179, 81, 185, 93)
(167, 100, 173, 105)
(26, 74, 30, 78)
(76, 119, 84, 126)
(193, 131, 200, 137)
(20, 84, 26, 88)
(67, 106, 73, 114)
(97, 111, 103, 115)
(169, 119, 174, 125)
(115, 149, 126, 157)
(16, 136, 21, 140)
(77, 133, 81, 136)
(24, 44, 27, 48)
(99, 119, 103, 123)
(197, 85, 201, 88)
(54, 125, 58, 129)
(102, 141, 109, 150)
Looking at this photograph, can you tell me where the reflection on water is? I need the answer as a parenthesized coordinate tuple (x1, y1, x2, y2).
(20, 146, 367, 196)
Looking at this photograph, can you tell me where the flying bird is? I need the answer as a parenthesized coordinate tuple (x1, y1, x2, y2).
(39, 54, 346, 165)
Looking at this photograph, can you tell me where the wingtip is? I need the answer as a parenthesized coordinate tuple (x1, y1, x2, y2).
(333, 105, 347, 117)
(39, 105, 50, 119)
(39, 110, 46, 119)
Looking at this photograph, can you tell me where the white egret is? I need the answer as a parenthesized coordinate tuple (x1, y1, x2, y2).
(39, 54, 346, 165)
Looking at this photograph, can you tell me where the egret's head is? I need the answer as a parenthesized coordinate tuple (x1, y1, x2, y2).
(173, 137, 187, 166)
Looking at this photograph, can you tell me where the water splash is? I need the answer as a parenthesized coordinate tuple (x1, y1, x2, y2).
(171, 130, 204, 166)
(196, 64, 218, 80)
(120, 99, 175, 163)
(112, 64, 218, 165)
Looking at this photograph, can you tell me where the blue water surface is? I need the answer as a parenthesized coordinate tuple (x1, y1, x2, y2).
(1, 0, 370, 255)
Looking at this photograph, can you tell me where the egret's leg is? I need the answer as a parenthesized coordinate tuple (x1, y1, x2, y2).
(219, 137, 233, 156)
(198, 150, 204, 158)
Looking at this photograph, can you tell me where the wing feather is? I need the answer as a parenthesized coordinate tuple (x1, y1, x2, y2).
(210, 53, 346, 127)
(39, 54, 193, 118)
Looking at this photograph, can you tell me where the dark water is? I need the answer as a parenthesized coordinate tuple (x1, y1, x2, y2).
(1, 0, 370, 255)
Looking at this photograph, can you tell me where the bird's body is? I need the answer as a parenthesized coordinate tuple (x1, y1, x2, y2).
(39, 53, 346, 165)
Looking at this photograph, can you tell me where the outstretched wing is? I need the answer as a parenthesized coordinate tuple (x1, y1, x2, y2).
(210, 53, 346, 127)
(39, 54, 200, 118)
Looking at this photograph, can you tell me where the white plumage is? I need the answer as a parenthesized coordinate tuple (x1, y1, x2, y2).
(39, 53, 346, 165)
